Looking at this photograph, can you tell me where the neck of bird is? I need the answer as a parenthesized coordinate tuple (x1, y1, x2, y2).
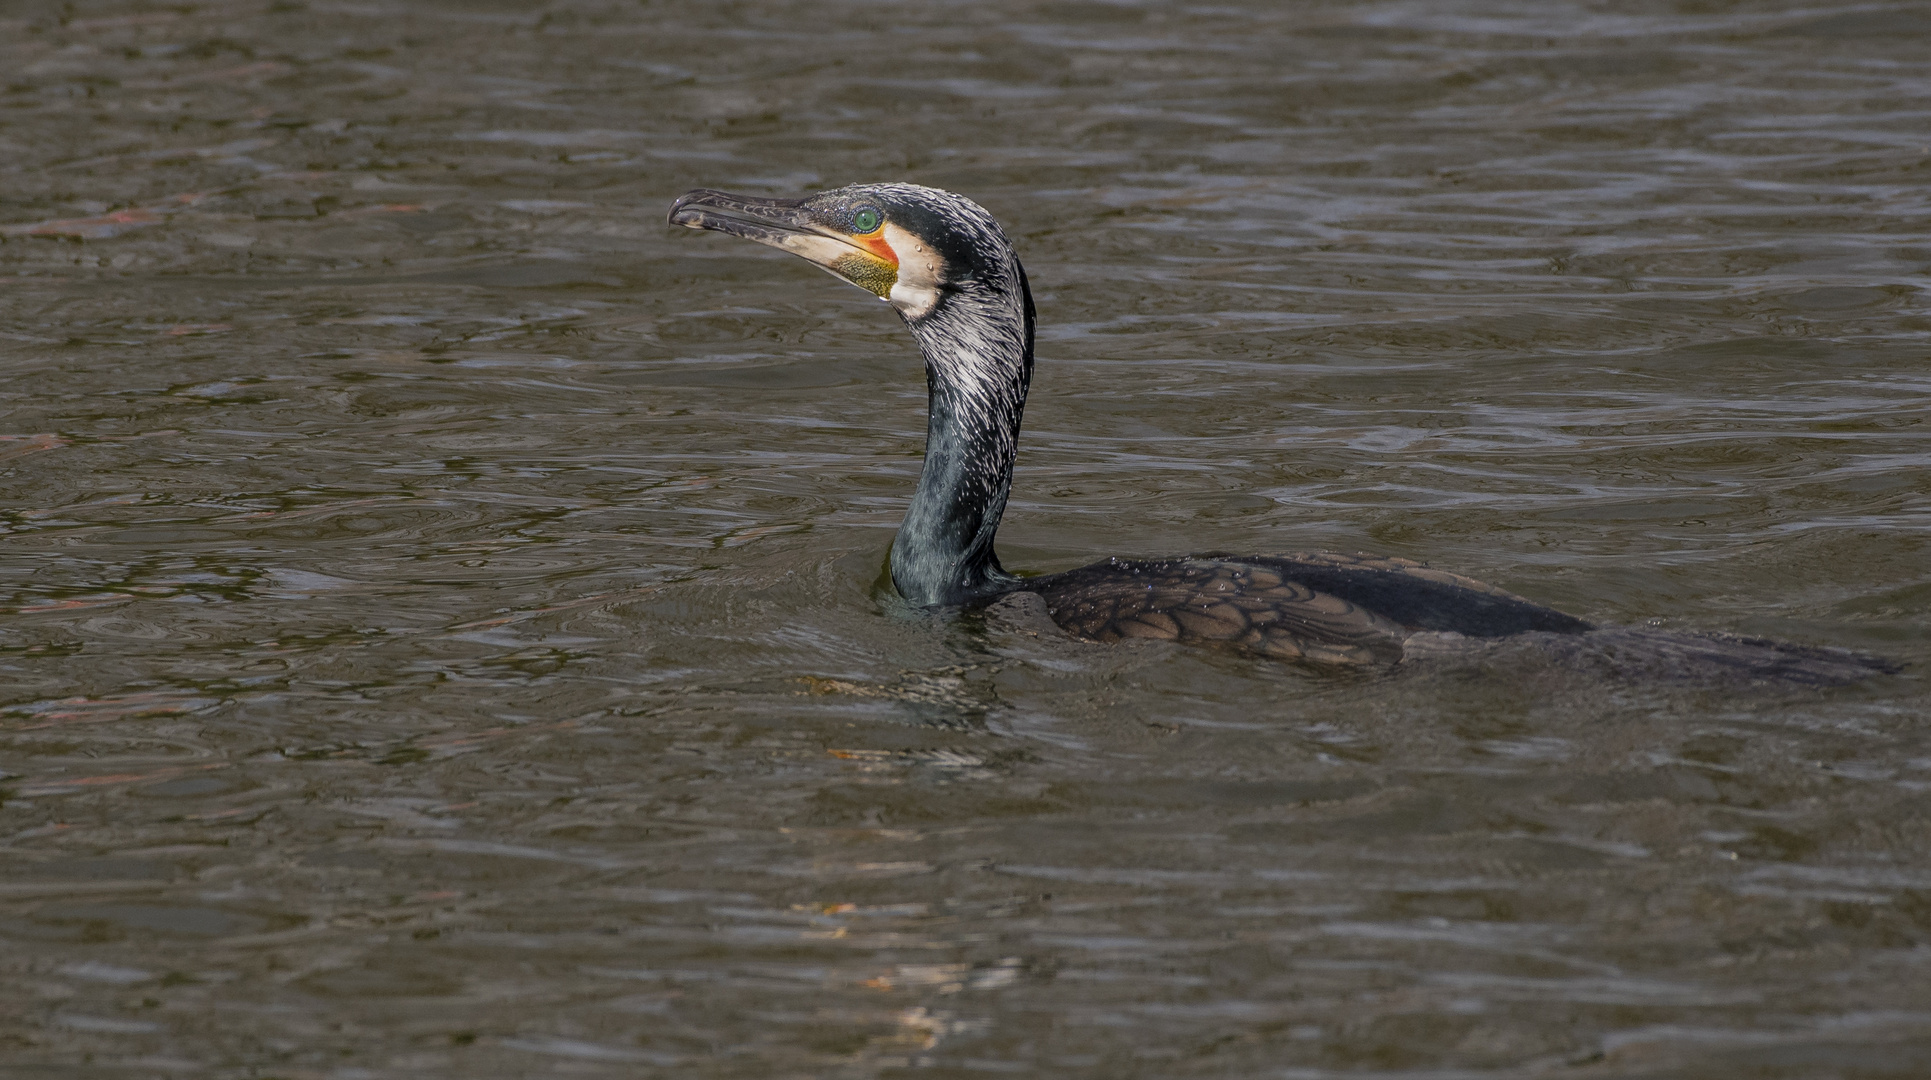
(890, 269, 1036, 607)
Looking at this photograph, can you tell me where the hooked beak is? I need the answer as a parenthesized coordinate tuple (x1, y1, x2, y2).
(669, 189, 899, 298)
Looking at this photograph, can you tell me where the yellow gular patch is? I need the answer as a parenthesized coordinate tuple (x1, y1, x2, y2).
(832, 250, 898, 298)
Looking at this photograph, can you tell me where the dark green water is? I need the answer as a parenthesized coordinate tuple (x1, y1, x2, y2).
(3, 2, 1930, 1076)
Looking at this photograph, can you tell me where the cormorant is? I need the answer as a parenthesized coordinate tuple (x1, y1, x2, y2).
(668, 183, 1892, 678)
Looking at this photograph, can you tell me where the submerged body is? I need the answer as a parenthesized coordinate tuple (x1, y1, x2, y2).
(668, 183, 1889, 680)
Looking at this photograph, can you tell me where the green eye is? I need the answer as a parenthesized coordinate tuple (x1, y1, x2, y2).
(851, 206, 881, 233)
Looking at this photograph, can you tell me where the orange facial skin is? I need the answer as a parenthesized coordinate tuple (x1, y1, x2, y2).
(853, 230, 899, 268)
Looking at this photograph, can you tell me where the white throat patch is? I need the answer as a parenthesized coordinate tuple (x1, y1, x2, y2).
(883, 222, 944, 319)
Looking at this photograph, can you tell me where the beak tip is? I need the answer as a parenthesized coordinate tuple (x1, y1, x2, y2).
(667, 192, 702, 228)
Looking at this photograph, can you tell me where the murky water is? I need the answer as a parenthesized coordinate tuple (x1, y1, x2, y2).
(4, 1, 1930, 1075)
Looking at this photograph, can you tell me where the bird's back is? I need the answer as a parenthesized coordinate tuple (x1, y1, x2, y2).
(1022, 552, 1592, 665)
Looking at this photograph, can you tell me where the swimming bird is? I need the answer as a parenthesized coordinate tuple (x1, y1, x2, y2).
(668, 183, 1890, 678)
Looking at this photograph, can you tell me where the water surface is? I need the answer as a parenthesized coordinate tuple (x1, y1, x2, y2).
(3, 1, 1930, 1076)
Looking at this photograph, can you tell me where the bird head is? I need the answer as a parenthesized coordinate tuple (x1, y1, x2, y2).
(668, 182, 1022, 325)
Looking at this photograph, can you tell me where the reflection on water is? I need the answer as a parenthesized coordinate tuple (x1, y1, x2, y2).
(3, 1, 1929, 1075)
